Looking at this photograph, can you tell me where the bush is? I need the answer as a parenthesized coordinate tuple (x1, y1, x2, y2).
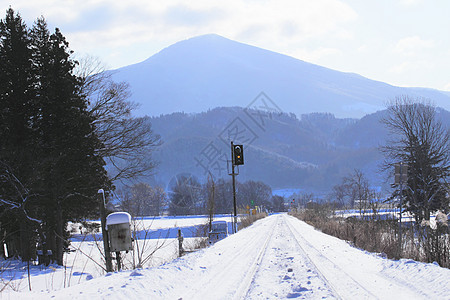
(290, 206, 449, 268)
(238, 213, 267, 230)
(184, 238, 209, 252)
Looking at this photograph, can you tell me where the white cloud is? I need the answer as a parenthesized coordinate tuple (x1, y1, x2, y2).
(291, 47, 341, 62)
(399, 0, 422, 6)
(12, 0, 102, 23)
(388, 60, 433, 74)
(13, 0, 356, 68)
(443, 82, 450, 91)
(394, 36, 435, 56)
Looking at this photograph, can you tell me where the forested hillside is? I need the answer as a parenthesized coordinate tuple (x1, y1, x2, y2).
(146, 106, 450, 192)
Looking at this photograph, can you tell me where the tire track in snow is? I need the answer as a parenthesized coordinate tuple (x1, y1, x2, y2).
(232, 217, 277, 300)
(181, 216, 277, 300)
(284, 214, 432, 299)
(284, 214, 378, 299)
(244, 214, 337, 299)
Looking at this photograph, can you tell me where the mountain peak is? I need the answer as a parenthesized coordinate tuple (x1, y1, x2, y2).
(152, 33, 258, 59)
(167, 34, 233, 49)
(186, 33, 230, 41)
(113, 35, 450, 118)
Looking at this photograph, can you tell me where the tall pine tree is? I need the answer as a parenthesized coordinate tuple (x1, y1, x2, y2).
(1, 9, 111, 264)
(0, 8, 39, 261)
(30, 17, 111, 265)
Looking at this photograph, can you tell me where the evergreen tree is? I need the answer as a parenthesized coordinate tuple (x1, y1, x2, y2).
(382, 97, 450, 222)
(30, 17, 111, 264)
(0, 8, 38, 261)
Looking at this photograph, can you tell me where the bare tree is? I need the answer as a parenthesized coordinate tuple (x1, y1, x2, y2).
(149, 186, 166, 216)
(297, 192, 315, 208)
(205, 174, 215, 231)
(331, 169, 372, 213)
(237, 180, 272, 208)
(381, 96, 450, 222)
(332, 183, 347, 207)
(76, 56, 162, 182)
(168, 175, 202, 216)
(119, 183, 166, 217)
(345, 169, 371, 213)
(271, 195, 285, 212)
(210, 179, 233, 214)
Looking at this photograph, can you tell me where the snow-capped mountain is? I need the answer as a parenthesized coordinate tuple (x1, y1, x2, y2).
(111, 34, 450, 118)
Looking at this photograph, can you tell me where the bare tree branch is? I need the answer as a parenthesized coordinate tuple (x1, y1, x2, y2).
(76, 56, 162, 183)
(380, 96, 450, 221)
(0, 161, 41, 224)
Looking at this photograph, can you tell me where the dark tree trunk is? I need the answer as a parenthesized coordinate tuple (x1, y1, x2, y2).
(19, 221, 30, 261)
(55, 202, 64, 265)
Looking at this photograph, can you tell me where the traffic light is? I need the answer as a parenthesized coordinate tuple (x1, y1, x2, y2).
(233, 144, 244, 165)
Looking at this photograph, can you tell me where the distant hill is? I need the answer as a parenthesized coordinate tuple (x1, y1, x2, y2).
(111, 34, 450, 119)
(108, 34, 450, 193)
(142, 106, 449, 193)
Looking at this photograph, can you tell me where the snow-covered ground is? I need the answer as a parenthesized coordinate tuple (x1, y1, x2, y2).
(3, 213, 449, 299)
(1, 215, 233, 296)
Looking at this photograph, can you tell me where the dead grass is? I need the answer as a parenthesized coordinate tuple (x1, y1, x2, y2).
(290, 206, 449, 268)
(238, 213, 267, 230)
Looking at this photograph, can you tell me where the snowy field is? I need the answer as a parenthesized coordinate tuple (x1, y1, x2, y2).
(2, 213, 449, 299)
(335, 208, 446, 229)
(0, 214, 233, 296)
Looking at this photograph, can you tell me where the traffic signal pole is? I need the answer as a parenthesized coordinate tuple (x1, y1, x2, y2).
(229, 141, 244, 234)
(231, 141, 238, 233)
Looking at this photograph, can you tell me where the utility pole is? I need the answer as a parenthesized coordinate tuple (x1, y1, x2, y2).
(98, 189, 113, 272)
(394, 163, 408, 259)
(231, 141, 238, 233)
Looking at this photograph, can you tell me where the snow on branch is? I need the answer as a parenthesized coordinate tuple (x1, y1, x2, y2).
(0, 162, 42, 224)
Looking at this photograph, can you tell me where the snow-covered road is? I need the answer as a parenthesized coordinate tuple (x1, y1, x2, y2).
(15, 214, 450, 299)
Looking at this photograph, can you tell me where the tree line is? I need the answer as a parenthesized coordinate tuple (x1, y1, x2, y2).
(168, 176, 283, 216)
(0, 8, 160, 265)
(118, 177, 285, 217)
(291, 99, 449, 266)
(295, 97, 449, 223)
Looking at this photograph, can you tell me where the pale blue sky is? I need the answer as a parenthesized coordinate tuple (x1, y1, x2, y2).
(4, 0, 450, 90)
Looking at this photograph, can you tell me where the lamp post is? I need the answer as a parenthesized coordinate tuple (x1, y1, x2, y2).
(98, 189, 113, 272)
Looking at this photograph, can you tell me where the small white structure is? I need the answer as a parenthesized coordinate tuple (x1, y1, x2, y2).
(208, 221, 228, 244)
(106, 212, 133, 252)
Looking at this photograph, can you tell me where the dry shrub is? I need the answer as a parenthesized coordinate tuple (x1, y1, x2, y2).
(412, 226, 449, 268)
(183, 237, 209, 252)
(195, 223, 209, 237)
(238, 213, 267, 230)
(290, 206, 450, 267)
